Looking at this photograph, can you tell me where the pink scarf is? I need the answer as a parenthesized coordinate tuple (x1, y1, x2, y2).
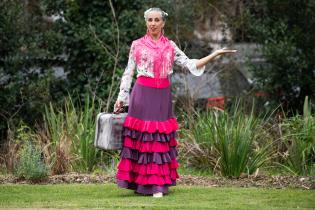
(132, 33, 174, 79)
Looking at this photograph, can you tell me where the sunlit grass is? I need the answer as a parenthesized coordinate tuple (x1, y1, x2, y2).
(0, 183, 314, 209)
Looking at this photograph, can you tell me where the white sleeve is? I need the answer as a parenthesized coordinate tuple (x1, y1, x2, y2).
(171, 41, 205, 76)
(117, 42, 136, 106)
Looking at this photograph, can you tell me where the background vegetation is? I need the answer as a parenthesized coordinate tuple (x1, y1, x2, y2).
(0, 0, 314, 179)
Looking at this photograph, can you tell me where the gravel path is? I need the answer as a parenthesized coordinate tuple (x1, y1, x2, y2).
(1, 173, 314, 190)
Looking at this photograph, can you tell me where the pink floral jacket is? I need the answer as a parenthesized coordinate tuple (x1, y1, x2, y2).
(117, 34, 205, 106)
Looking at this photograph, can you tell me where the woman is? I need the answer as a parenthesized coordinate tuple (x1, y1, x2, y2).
(114, 8, 236, 198)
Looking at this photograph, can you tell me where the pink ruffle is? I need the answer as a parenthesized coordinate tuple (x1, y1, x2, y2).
(118, 158, 179, 176)
(123, 116, 178, 134)
(123, 137, 178, 153)
(116, 170, 179, 186)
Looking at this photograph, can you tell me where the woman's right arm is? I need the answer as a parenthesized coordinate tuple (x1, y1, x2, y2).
(114, 42, 136, 113)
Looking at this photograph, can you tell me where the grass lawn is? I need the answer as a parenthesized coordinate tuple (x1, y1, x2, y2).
(0, 184, 314, 209)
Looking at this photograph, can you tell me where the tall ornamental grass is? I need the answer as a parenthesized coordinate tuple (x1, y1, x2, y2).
(180, 102, 274, 177)
(44, 102, 68, 174)
(44, 95, 102, 173)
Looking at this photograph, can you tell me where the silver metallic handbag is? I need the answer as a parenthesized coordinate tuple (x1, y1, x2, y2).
(94, 112, 127, 150)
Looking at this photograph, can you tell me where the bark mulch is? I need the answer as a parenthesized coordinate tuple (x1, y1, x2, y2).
(0, 173, 314, 190)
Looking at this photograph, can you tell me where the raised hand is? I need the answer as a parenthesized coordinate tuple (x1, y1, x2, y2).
(195, 47, 237, 69)
(215, 47, 237, 55)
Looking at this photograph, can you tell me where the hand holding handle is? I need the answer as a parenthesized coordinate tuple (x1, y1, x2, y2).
(113, 100, 124, 114)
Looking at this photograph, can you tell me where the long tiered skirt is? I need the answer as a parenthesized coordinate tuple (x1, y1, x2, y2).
(116, 76, 180, 195)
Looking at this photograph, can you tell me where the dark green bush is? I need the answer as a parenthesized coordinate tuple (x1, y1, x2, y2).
(247, 0, 315, 113)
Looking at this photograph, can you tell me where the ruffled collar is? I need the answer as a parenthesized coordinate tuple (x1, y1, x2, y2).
(141, 32, 170, 49)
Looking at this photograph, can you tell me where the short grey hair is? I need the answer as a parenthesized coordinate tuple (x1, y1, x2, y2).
(144, 8, 168, 22)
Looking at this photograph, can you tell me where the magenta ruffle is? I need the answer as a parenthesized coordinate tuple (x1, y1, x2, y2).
(116, 170, 179, 186)
(123, 128, 177, 142)
(118, 158, 179, 175)
(123, 137, 178, 153)
(117, 179, 175, 194)
(120, 147, 177, 164)
(123, 116, 178, 134)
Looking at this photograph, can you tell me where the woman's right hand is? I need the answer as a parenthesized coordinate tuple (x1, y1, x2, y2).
(113, 100, 124, 114)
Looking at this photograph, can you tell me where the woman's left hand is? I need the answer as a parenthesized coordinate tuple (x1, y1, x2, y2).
(215, 47, 237, 55)
(196, 47, 238, 69)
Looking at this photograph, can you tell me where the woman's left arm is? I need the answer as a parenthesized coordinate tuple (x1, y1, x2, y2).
(195, 48, 237, 69)
(171, 41, 237, 76)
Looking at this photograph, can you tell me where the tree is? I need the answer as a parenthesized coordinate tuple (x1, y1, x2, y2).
(0, 0, 61, 140)
(248, 0, 315, 113)
(0, 0, 145, 140)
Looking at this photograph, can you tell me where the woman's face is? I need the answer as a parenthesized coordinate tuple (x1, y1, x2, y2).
(146, 11, 165, 37)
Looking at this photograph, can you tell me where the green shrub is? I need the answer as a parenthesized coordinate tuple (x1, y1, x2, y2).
(15, 141, 49, 180)
(280, 96, 315, 175)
